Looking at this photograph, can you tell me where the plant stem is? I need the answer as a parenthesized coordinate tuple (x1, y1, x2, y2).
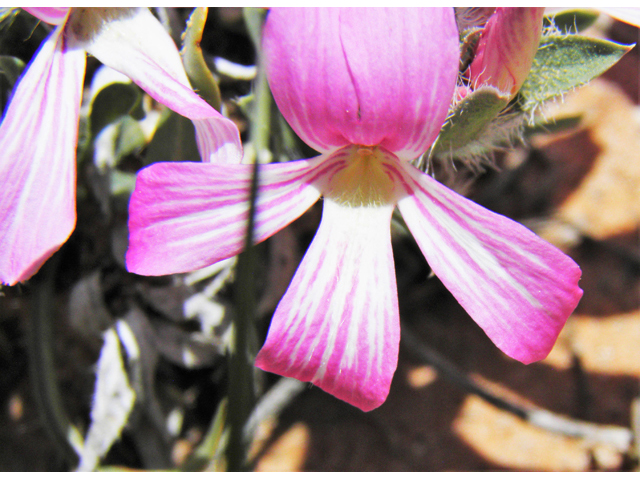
(27, 258, 83, 467)
(225, 9, 270, 471)
(401, 322, 633, 452)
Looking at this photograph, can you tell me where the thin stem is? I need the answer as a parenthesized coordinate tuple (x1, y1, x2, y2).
(226, 158, 259, 472)
(225, 8, 270, 471)
(401, 322, 633, 452)
(27, 257, 83, 467)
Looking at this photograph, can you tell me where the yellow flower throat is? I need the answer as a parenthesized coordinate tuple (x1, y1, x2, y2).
(324, 146, 399, 208)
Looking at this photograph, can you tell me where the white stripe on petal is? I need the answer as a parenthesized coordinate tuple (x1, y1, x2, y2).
(79, 8, 242, 165)
(0, 26, 85, 285)
(255, 199, 400, 412)
(397, 163, 583, 364)
(126, 155, 338, 276)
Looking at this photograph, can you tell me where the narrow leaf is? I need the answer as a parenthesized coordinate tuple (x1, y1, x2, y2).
(181, 7, 222, 112)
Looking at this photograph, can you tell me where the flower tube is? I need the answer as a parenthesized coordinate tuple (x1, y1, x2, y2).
(127, 8, 582, 411)
(0, 7, 241, 286)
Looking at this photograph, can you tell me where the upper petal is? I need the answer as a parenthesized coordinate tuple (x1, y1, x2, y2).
(255, 199, 399, 412)
(23, 7, 70, 25)
(126, 156, 335, 276)
(397, 163, 583, 363)
(263, 8, 459, 159)
(0, 26, 85, 285)
(71, 8, 242, 164)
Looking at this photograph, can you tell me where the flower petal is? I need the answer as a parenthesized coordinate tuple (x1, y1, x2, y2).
(255, 199, 400, 412)
(126, 156, 333, 276)
(263, 8, 459, 160)
(0, 26, 85, 285)
(74, 8, 241, 164)
(469, 8, 545, 96)
(23, 7, 70, 25)
(396, 164, 583, 364)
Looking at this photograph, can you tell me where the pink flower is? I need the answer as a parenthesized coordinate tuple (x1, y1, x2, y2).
(127, 8, 583, 411)
(0, 8, 242, 286)
(468, 8, 545, 96)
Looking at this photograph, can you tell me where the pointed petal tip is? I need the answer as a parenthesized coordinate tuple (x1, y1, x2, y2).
(0, 243, 62, 286)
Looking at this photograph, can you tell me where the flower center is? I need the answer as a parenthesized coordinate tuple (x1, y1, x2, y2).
(324, 146, 399, 208)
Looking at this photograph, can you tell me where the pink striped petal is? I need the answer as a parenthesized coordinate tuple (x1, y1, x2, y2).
(75, 8, 241, 164)
(0, 26, 85, 285)
(126, 156, 338, 276)
(469, 8, 545, 96)
(255, 199, 400, 412)
(23, 7, 70, 25)
(263, 8, 459, 160)
(396, 163, 583, 364)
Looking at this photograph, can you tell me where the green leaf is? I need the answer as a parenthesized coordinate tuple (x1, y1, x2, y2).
(519, 34, 633, 112)
(0, 55, 24, 87)
(144, 109, 200, 165)
(544, 9, 600, 33)
(114, 116, 147, 162)
(431, 86, 510, 157)
(90, 83, 142, 138)
(110, 170, 137, 196)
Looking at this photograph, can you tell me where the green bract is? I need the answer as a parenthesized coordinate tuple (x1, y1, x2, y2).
(430, 86, 510, 160)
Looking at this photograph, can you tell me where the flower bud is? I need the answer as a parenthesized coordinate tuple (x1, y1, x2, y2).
(468, 7, 545, 96)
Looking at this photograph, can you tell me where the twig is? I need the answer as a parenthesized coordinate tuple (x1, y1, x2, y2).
(401, 322, 633, 452)
(244, 377, 306, 442)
